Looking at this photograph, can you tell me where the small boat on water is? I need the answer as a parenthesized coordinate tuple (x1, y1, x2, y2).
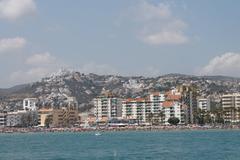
(95, 118, 102, 136)
(95, 132, 102, 136)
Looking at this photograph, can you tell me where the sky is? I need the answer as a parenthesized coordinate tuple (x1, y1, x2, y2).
(1, 0, 240, 88)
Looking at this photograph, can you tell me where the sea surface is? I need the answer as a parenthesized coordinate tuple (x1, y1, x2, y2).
(0, 130, 240, 160)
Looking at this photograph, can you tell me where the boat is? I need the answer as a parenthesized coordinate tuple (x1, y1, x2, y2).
(95, 132, 101, 136)
(95, 118, 102, 136)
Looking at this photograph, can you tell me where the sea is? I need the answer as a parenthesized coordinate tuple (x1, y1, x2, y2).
(0, 130, 240, 160)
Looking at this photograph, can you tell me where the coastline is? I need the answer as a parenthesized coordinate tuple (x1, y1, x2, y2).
(1, 125, 240, 134)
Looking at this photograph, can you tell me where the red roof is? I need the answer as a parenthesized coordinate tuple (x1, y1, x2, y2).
(150, 92, 160, 96)
(166, 95, 181, 101)
(162, 101, 174, 107)
(124, 98, 146, 103)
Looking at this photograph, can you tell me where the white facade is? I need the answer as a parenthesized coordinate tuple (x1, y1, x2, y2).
(162, 101, 185, 125)
(94, 96, 122, 121)
(23, 98, 37, 111)
(222, 93, 240, 108)
(6, 111, 26, 127)
(0, 112, 7, 127)
(197, 98, 210, 112)
(121, 90, 185, 125)
(222, 93, 240, 123)
(149, 92, 165, 114)
(122, 98, 146, 123)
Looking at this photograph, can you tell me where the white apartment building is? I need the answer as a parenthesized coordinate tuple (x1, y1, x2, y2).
(149, 92, 165, 114)
(197, 98, 210, 112)
(122, 98, 147, 123)
(121, 89, 185, 125)
(6, 111, 27, 127)
(0, 112, 7, 127)
(23, 98, 38, 111)
(162, 101, 185, 125)
(222, 93, 240, 123)
(94, 95, 122, 121)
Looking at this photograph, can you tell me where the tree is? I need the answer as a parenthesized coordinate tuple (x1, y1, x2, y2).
(146, 112, 154, 125)
(168, 117, 180, 125)
(45, 116, 52, 128)
(158, 111, 165, 125)
(212, 107, 224, 124)
(152, 113, 160, 125)
(21, 111, 38, 127)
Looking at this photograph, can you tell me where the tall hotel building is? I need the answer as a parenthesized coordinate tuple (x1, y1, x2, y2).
(94, 93, 122, 121)
(122, 98, 147, 123)
(149, 92, 165, 114)
(222, 93, 240, 123)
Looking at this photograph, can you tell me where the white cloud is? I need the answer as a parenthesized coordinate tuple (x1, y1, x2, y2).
(132, 1, 188, 45)
(79, 62, 118, 75)
(199, 52, 240, 76)
(0, 37, 26, 53)
(9, 52, 65, 84)
(136, 1, 171, 21)
(25, 52, 56, 65)
(143, 31, 188, 45)
(10, 67, 54, 84)
(9, 62, 117, 85)
(0, 0, 36, 20)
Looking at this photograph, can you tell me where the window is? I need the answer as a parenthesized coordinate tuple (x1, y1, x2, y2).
(25, 100, 28, 106)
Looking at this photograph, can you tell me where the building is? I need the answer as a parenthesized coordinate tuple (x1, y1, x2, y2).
(38, 108, 53, 127)
(122, 98, 147, 123)
(178, 85, 198, 124)
(149, 92, 165, 114)
(162, 90, 185, 125)
(197, 97, 211, 112)
(121, 89, 185, 125)
(87, 114, 97, 126)
(93, 88, 187, 126)
(94, 94, 122, 121)
(23, 98, 38, 111)
(38, 107, 78, 127)
(222, 93, 240, 123)
(52, 107, 79, 127)
(6, 110, 27, 127)
(162, 101, 185, 125)
(0, 112, 7, 127)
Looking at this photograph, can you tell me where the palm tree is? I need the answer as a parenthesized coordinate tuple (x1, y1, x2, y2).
(45, 116, 52, 128)
(146, 112, 154, 125)
(159, 111, 165, 125)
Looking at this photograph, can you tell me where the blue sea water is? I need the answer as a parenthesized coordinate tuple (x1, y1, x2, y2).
(0, 130, 240, 160)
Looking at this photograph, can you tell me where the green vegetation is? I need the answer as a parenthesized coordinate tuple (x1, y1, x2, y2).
(168, 117, 180, 125)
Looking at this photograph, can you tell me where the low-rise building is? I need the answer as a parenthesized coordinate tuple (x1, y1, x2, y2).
(38, 107, 79, 127)
(6, 111, 27, 127)
(38, 108, 53, 127)
(52, 107, 79, 127)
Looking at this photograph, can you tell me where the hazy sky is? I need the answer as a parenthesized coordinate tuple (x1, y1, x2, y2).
(1, 0, 240, 87)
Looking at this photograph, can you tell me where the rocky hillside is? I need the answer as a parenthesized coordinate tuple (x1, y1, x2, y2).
(1, 69, 240, 112)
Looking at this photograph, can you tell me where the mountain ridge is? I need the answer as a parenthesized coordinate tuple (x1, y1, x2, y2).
(1, 70, 240, 112)
(1, 73, 240, 90)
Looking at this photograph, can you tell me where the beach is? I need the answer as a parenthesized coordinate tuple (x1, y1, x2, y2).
(1, 125, 240, 134)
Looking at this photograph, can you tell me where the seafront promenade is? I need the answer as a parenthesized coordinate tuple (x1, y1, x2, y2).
(1, 125, 240, 134)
